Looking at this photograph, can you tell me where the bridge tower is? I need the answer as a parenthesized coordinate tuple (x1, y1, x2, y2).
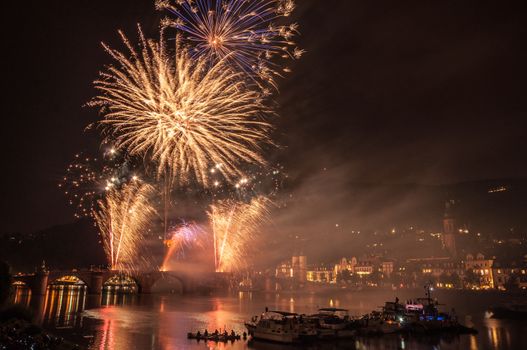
(33, 261, 49, 295)
(89, 271, 103, 295)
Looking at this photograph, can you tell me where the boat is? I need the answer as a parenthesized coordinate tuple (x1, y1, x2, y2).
(307, 308, 357, 339)
(187, 332, 241, 342)
(316, 308, 350, 330)
(399, 284, 476, 334)
(358, 310, 402, 335)
(356, 284, 477, 335)
(245, 310, 317, 343)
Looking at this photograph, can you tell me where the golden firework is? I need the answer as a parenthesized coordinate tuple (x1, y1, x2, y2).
(91, 26, 271, 187)
(93, 180, 156, 272)
(209, 196, 270, 272)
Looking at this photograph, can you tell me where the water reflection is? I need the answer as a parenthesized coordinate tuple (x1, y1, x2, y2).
(11, 281, 140, 329)
(12, 282, 31, 307)
(101, 291, 138, 307)
(103, 275, 138, 294)
(484, 317, 516, 349)
(43, 284, 87, 328)
(8, 286, 527, 350)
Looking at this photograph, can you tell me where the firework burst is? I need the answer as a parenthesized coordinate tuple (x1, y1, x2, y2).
(161, 221, 207, 271)
(93, 180, 156, 272)
(156, 0, 303, 89)
(209, 196, 270, 272)
(91, 26, 271, 187)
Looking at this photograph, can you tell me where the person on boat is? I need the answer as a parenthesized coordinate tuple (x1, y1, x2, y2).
(196, 331, 201, 338)
(223, 330, 228, 337)
(230, 330, 236, 338)
(395, 296, 399, 304)
(214, 329, 219, 336)
(204, 329, 208, 337)
(242, 331, 247, 339)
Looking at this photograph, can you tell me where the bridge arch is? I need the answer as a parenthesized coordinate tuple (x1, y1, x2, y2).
(49, 275, 87, 286)
(48, 272, 93, 293)
(150, 274, 185, 294)
(12, 274, 48, 296)
(102, 274, 139, 293)
(11, 270, 200, 295)
(11, 280, 31, 305)
(12, 280, 29, 287)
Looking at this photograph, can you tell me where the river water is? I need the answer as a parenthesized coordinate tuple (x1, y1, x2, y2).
(12, 285, 527, 350)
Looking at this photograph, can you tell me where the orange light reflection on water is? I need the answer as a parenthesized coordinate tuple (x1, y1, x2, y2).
(12, 285, 31, 307)
(98, 318, 115, 350)
(43, 285, 86, 328)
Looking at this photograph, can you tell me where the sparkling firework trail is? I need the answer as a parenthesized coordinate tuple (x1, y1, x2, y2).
(59, 153, 101, 219)
(59, 149, 140, 219)
(156, 0, 303, 89)
(93, 181, 156, 272)
(91, 26, 271, 187)
(208, 196, 270, 272)
(161, 221, 206, 271)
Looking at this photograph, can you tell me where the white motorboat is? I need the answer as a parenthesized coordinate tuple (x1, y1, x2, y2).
(245, 310, 316, 343)
(307, 308, 357, 339)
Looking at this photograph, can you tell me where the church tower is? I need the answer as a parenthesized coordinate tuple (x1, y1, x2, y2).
(442, 200, 457, 257)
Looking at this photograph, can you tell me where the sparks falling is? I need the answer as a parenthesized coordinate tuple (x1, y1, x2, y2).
(59, 149, 138, 220)
(59, 153, 101, 219)
(91, 26, 271, 187)
(93, 181, 156, 272)
(156, 0, 303, 89)
(209, 196, 270, 273)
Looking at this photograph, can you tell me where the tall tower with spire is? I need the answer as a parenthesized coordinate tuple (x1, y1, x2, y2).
(442, 200, 457, 257)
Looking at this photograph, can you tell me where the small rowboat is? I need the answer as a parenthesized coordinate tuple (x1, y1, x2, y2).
(187, 332, 241, 342)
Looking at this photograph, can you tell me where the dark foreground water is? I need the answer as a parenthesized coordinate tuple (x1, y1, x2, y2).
(12, 286, 527, 350)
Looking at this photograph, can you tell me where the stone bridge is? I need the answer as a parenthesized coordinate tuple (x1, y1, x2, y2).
(12, 269, 218, 295)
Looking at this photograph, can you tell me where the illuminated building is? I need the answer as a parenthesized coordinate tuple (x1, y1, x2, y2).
(381, 261, 394, 277)
(354, 262, 374, 276)
(291, 254, 307, 282)
(405, 257, 463, 289)
(275, 254, 307, 283)
(306, 265, 335, 283)
(492, 258, 527, 290)
(333, 257, 356, 275)
(464, 253, 494, 289)
(275, 261, 293, 279)
(333, 256, 379, 277)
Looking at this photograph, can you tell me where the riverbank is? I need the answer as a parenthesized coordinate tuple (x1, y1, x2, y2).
(0, 305, 82, 350)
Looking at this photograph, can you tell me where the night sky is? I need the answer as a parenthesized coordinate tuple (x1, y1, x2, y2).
(2, 0, 527, 234)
